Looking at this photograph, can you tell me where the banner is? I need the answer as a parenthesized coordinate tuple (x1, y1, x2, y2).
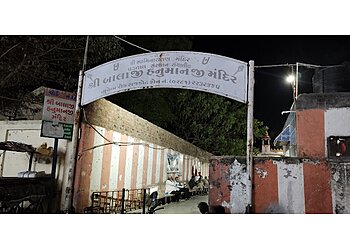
(82, 51, 248, 105)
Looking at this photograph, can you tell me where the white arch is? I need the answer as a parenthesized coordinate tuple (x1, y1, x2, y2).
(81, 51, 248, 105)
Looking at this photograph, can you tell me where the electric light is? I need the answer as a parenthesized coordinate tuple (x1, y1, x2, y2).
(286, 75, 295, 83)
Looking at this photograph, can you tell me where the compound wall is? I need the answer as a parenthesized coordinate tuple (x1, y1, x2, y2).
(209, 157, 350, 214)
(73, 99, 211, 212)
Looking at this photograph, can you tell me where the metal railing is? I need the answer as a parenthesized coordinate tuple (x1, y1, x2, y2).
(0, 177, 52, 214)
(84, 188, 150, 214)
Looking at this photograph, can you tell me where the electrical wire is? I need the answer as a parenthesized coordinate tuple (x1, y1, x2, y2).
(82, 108, 112, 143)
(77, 119, 210, 162)
(77, 140, 175, 160)
(255, 63, 295, 68)
(0, 95, 20, 101)
(82, 107, 173, 149)
(82, 35, 89, 72)
(255, 62, 346, 69)
(78, 107, 176, 159)
(113, 35, 152, 53)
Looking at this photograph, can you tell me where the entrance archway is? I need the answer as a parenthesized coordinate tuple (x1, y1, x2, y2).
(81, 51, 248, 105)
(64, 51, 255, 213)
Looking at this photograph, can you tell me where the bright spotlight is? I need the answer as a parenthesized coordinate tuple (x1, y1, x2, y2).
(286, 75, 295, 83)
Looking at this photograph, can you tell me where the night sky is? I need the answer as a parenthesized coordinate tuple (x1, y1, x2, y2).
(192, 36, 350, 138)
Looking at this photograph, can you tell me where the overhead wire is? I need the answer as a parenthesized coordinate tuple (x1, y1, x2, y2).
(255, 63, 295, 68)
(82, 35, 89, 72)
(255, 62, 346, 69)
(77, 107, 176, 159)
(0, 95, 20, 101)
(113, 35, 152, 53)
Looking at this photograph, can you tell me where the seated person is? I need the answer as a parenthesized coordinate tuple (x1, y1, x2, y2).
(148, 191, 159, 212)
(201, 176, 210, 194)
(196, 175, 204, 193)
(203, 176, 209, 188)
(188, 175, 197, 190)
(174, 176, 190, 199)
(165, 175, 181, 202)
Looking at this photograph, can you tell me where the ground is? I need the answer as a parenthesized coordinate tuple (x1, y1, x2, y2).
(156, 195, 208, 214)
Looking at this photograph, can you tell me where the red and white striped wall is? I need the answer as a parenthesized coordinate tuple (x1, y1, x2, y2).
(253, 159, 333, 214)
(209, 157, 340, 214)
(73, 123, 209, 212)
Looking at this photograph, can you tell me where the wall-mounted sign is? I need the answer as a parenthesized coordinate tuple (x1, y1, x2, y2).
(82, 51, 248, 105)
(41, 88, 76, 140)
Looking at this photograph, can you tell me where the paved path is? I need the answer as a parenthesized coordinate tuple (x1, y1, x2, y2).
(156, 194, 209, 214)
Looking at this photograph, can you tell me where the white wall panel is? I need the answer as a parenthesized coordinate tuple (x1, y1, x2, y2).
(277, 161, 305, 214)
(109, 131, 122, 190)
(89, 127, 105, 192)
(124, 136, 134, 189)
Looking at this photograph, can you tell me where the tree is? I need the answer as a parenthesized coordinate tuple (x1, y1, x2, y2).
(0, 35, 124, 119)
(168, 90, 267, 156)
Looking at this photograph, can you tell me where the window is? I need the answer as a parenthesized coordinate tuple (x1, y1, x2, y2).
(328, 136, 350, 158)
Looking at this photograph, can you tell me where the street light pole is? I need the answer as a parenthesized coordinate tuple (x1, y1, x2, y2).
(286, 67, 296, 102)
(246, 60, 255, 213)
(295, 62, 299, 99)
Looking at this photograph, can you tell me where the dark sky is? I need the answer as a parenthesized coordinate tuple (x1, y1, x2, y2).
(192, 36, 350, 138)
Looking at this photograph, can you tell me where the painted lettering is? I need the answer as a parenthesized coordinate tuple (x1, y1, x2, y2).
(113, 63, 119, 71)
(175, 55, 190, 62)
(191, 69, 205, 77)
(130, 70, 143, 78)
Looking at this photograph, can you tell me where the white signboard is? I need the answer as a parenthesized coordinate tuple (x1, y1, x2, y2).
(82, 51, 248, 105)
(41, 88, 76, 140)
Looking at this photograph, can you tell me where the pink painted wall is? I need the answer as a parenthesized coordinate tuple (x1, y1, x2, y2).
(73, 124, 95, 212)
(303, 161, 332, 214)
(253, 160, 278, 213)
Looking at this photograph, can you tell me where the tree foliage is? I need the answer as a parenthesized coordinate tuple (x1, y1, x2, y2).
(0, 36, 124, 92)
(0, 35, 123, 119)
(169, 90, 267, 156)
